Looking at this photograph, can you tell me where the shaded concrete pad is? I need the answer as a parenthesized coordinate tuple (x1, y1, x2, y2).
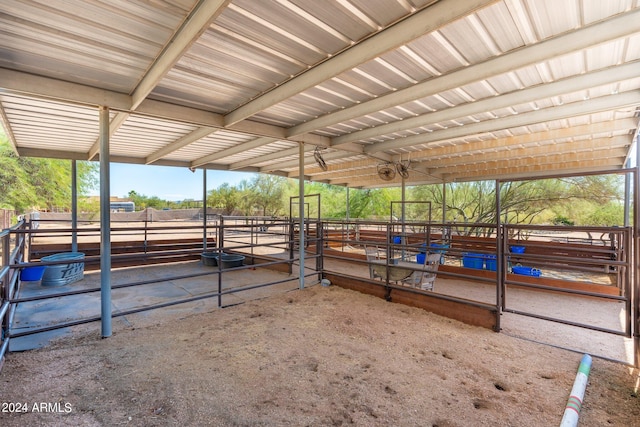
(9, 261, 308, 351)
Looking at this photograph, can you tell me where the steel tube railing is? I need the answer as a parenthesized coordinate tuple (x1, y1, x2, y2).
(2, 215, 634, 367)
(3, 216, 312, 345)
(7, 269, 310, 340)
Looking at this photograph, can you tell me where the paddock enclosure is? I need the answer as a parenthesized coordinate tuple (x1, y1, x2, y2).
(0, 211, 639, 425)
(0, 209, 634, 365)
(0, 1, 640, 423)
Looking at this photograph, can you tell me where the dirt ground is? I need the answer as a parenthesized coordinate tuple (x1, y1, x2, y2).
(0, 284, 639, 426)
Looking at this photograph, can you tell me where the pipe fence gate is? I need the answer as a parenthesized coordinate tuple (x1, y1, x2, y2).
(319, 217, 637, 364)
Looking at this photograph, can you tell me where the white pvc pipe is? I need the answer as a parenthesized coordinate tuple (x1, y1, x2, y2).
(560, 354, 592, 427)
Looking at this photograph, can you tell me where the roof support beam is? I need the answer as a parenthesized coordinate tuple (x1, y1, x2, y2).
(405, 118, 639, 162)
(365, 91, 640, 153)
(0, 103, 18, 155)
(88, 0, 230, 161)
(304, 159, 379, 180)
(139, 99, 333, 146)
(265, 147, 395, 174)
(0, 69, 334, 154)
(417, 137, 630, 169)
(146, 127, 217, 165)
(333, 61, 640, 146)
(331, 173, 406, 188)
(0, 68, 132, 110)
(325, 139, 628, 186)
(261, 150, 355, 173)
(88, 112, 130, 160)
(443, 158, 625, 181)
(130, 0, 231, 110)
(229, 145, 316, 170)
(290, 8, 640, 137)
(340, 157, 625, 188)
(223, 0, 498, 126)
(191, 136, 278, 168)
(16, 147, 93, 161)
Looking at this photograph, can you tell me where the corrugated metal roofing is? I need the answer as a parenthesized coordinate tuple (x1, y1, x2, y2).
(0, 0, 638, 188)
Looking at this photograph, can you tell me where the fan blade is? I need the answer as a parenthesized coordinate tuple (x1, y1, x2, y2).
(314, 149, 328, 171)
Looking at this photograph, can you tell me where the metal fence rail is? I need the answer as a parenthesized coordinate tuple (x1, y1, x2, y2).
(0, 219, 26, 364)
(0, 216, 636, 368)
(0, 216, 316, 367)
(320, 219, 633, 342)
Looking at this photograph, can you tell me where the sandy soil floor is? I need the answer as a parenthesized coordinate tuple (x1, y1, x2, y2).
(0, 284, 639, 426)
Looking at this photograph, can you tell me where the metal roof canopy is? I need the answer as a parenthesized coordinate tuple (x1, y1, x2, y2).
(0, 0, 639, 189)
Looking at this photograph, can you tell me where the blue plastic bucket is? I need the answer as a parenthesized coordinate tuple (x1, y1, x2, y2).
(41, 252, 85, 286)
(420, 243, 449, 254)
(512, 266, 541, 277)
(20, 265, 46, 281)
(510, 245, 525, 254)
(431, 243, 449, 252)
(392, 236, 402, 244)
(462, 253, 484, 269)
(485, 255, 497, 271)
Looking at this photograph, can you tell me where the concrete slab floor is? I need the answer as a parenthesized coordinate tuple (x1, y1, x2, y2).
(9, 261, 313, 352)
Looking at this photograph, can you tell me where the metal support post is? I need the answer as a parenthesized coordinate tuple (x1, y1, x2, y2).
(99, 106, 112, 338)
(202, 169, 207, 251)
(495, 179, 503, 332)
(299, 142, 305, 289)
(71, 160, 78, 253)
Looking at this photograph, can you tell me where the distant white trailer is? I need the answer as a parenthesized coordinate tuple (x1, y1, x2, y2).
(110, 201, 135, 212)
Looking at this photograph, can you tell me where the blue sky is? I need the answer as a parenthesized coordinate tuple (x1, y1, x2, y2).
(103, 163, 257, 201)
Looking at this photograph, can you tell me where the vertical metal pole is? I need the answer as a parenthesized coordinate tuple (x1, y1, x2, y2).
(202, 169, 207, 251)
(346, 187, 350, 222)
(442, 182, 446, 224)
(495, 179, 502, 332)
(71, 160, 78, 253)
(99, 106, 112, 338)
(634, 135, 640, 367)
(401, 176, 406, 259)
(218, 216, 224, 308)
(345, 187, 351, 243)
(299, 143, 305, 289)
(1, 232, 9, 294)
(624, 161, 632, 346)
(624, 159, 631, 227)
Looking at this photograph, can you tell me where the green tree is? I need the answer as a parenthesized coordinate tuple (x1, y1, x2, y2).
(235, 179, 256, 216)
(0, 143, 39, 211)
(346, 187, 401, 219)
(0, 132, 98, 212)
(409, 175, 625, 229)
(250, 175, 287, 216)
(127, 190, 146, 209)
(125, 190, 167, 210)
(207, 183, 241, 215)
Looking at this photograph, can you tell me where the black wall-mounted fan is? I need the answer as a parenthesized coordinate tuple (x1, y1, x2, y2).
(396, 161, 410, 179)
(377, 163, 396, 181)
